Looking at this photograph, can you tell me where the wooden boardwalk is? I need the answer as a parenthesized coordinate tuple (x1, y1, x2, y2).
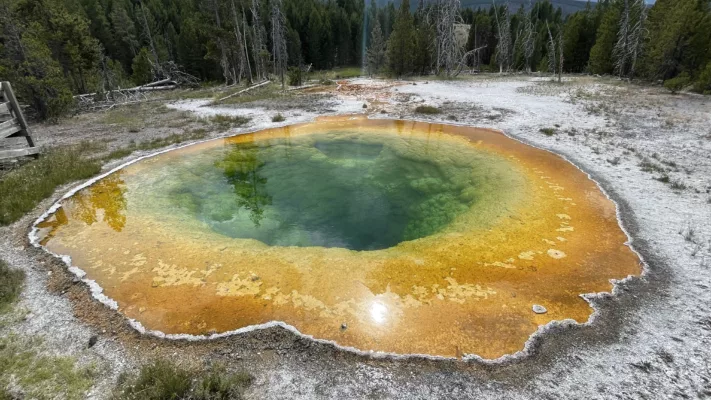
(0, 81, 38, 162)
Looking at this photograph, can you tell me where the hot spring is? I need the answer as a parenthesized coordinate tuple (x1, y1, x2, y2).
(34, 116, 641, 359)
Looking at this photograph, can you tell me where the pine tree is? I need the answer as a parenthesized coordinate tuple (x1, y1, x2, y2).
(589, 3, 621, 75)
(131, 47, 153, 85)
(386, 0, 414, 77)
(367, 19, 386, 75)
(109, 4, 139, 70)
(642, 0, 711, 80)
(413, 12, 435, 75)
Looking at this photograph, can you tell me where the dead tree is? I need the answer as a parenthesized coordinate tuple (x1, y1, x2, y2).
(137, 1, 163, 79)
(546, 21, 562, 83)
(435, 0, 461, 77)
(211, 0, 236, 85)
(493, 1, 512, 73)
(251, 0, 268, 81)
(613, 0, 647, 78)
(557, 30, 563, 83)
(230, 0, 248, 84)
(241, 9, 254, 83)
(519, 1, 536, 73)
(271, 0, 288, 89)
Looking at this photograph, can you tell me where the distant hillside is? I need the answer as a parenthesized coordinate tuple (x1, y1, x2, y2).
(375, 0, 593, 16)
(461, 0, 590, 15)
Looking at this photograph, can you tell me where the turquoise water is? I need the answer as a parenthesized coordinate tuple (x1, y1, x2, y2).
(146, 131, 502, 251)
(101, 129, 527, 251)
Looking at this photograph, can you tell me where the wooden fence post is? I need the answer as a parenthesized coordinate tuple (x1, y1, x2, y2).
(0, 81, 38, 161)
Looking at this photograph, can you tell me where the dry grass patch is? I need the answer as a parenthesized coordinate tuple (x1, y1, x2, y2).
(113, 360, 251, 400)
(0, 147, 101, 226)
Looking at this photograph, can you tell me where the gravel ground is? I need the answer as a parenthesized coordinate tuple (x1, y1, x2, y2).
(1, 75, 710, 399)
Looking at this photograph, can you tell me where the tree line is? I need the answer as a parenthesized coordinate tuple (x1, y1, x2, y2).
(0, 0, 709, 120)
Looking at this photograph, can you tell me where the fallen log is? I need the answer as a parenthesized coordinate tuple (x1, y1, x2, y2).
(215, 80, 271, 103)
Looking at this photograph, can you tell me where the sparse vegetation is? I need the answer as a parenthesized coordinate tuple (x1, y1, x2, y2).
(0, 335, 95, 400)
(414, 105, 441, 115)
(272, 114, 286, 123)
(670, 180, 688, 191)
(540, 128, 556, 136)
(113, 360, 251, 400)
(0, 259, 24, 312)
(680, 224, 697, 243)
(630, 361, 653, 373)
(655, 175, 670, 183)
(639, 159, 666, 174)
(208, 115, 251, 131)
(0, 147, 102, 226)
(104, 129, 209, 161)
(607, 157, 621, 166)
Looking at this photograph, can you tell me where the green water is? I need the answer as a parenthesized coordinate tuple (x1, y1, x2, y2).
(125, 130, 524, 251)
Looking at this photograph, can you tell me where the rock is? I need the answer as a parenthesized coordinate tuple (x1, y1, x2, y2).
(340, 323, 347, 331)
(532, 304, 547, 314)
(88, 335, 98, 348)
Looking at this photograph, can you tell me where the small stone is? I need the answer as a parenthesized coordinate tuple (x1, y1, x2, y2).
(362, 103, 368, 109)
(532, 304, 547, 314)
(340, 323, 347, 331)
(72, 277, 81, 284)
(88, 335, 98, 348)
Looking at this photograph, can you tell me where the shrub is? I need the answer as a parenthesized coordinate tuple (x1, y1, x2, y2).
(131, 48, 154, 86)
(664, 72, 691, 94)
(414, 105, 441, 114)
(693, 62, 711, 94)
(539, 128, 556, 136)
(287, 67, 303, 87)
(272, 114, 285, 123)
(0, 259, 25, 311)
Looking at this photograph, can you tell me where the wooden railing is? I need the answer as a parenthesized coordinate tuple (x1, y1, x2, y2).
(0, 81, 38, 161)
